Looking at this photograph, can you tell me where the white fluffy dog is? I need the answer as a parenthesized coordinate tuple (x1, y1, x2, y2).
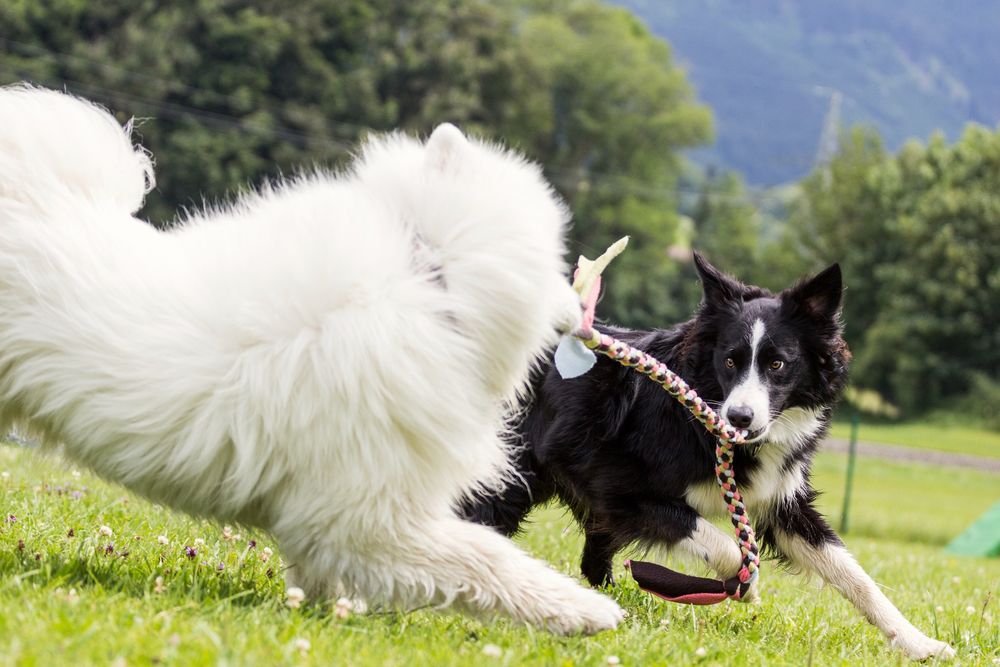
(0, 86, 623, 633)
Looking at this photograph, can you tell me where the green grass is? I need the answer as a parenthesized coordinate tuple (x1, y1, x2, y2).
(829, 420, 1000, 460)
(811, 450, 1000, 545)
(1, 443, 998, 666)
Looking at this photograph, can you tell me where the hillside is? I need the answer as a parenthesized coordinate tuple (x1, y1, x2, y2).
(615, 0, 1000, 184)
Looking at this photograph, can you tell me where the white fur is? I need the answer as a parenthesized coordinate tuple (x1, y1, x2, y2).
(775, 531, 955, 661)
(767, 406, 824, 448)
(683, 406, 818, 517)
(675, 517, 759, 603)
(677, 404, 828, 607)
(683, 405, 952, 657)
(0, 86, 621, 633)
(722, 318, 770, 434)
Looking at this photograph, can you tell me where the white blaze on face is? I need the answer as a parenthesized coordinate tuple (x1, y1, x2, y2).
(723, 319, 771, 434)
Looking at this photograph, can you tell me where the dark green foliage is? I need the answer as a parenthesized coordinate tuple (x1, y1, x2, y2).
(0, 0, 530, 221)
(966, 374, 1000, 431)
(784, 128, 890, 343)
(689, 171, 759, 274)
(506, 0, 712, 326)
(0, 0, 711, 328)
(786, 126, 1000, 415)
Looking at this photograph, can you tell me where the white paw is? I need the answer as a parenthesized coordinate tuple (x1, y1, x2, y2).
(736, 577, 760, 605)
(891, 628, 955, 661)
(540, 584, 624, 635)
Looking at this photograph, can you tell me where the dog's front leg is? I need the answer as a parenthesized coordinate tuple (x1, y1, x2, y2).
(588, 501, 758, 601)
(768, 496, 955, 661)
(283, 515, 623, 635)
(674, 515, 759, 603)
(581, 527, 623, 587)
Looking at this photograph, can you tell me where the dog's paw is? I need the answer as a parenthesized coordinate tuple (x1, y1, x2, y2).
(891, 628, 955, 661)
(540, 585, 624, 635)
(736, 577, 760, 605)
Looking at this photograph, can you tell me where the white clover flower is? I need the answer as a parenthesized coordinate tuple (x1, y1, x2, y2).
(98, 525, 113, 537)
(966, 605, 976, 614)
(261, 546, 273, 563)
(222, 525, 235, 541)
(695, 647, 707, 658)
(935, 605, 945, 613)
(606, 656, 621, 665)
(193, 537, 206, 547)
(71, 470, 81, 479)
(1, 471, 10, 479)
(67, 588, 79, 603)
(157, 535, 170, 546)
(482, 644, 502, 658)
(154, 576, 166, 594)
(294, 638, 311, 656)
(286, 586, 306, 609)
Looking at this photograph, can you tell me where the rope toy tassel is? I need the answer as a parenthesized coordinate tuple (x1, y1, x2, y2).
(561, 238, 760, 605)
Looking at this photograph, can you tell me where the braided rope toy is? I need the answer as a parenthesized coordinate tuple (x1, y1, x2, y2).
(556, 238, 759, 605)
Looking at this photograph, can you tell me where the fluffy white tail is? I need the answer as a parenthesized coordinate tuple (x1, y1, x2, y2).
(0, 85, 154, 216)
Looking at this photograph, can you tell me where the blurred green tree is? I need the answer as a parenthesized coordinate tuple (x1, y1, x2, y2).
(783, 127, 889, 343)
(856, 128, 1000, 412)
(690, 170, 759, 272)
(786, 125, 1000, 414)
(504, 0, 712, 325)
(0, 0, 527, 221)
(0, 0, 712, 327)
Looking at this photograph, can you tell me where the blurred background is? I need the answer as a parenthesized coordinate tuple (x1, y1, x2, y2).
(1, 0, 998, 432)
(2, 8, 997, 663)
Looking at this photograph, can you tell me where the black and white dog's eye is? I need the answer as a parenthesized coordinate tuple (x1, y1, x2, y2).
(770, 359, 784, 371)
(724, 357, 735, 369)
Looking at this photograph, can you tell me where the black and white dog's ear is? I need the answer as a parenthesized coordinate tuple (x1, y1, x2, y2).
(786, 263, 843, 320)
(693, 251, 747, 309)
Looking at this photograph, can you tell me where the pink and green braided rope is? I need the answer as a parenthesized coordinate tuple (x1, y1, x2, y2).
(575, 327, 760, 600)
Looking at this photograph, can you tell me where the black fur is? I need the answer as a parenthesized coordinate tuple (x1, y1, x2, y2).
(462, 254, 850, 586)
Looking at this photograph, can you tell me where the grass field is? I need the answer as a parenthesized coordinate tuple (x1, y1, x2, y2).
(1, 442, 998, 666)
(828, 420, 1000, 460)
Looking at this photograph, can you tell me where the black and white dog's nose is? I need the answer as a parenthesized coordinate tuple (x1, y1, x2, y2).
(727, 405, 754, 429)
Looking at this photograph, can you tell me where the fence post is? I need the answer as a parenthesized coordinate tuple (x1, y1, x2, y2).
(839, 411, 860, 533)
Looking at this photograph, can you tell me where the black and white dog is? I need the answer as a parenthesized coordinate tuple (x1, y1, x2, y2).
(463, 254, 954, 660)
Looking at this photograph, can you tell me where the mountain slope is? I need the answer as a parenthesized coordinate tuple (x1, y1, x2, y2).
(615, 0, 1000, 184)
